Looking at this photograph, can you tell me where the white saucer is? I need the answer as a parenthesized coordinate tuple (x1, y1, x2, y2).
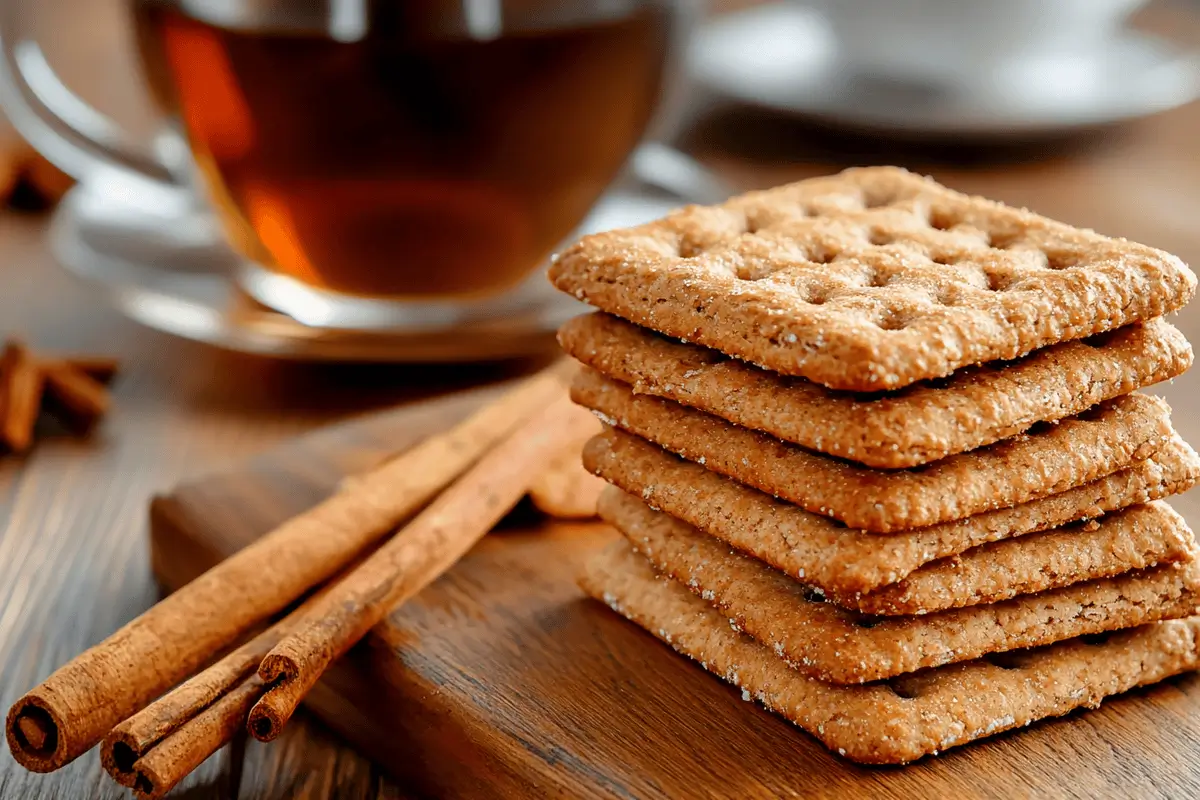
(688, 3, 1200, 136)
(49, 145, 720, 362)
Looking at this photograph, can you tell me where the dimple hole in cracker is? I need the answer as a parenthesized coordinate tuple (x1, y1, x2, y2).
(868, 228, 896, 247)
(985, 228, 1026, 250)
(861, 187, 901, 209)
(933, 285, 965, 307)
(928, 207, 962, 231)
(807, 247, 837, 265)
(802, 286, 830, 306)
(1046, 249, 1084, 270)
(873, 309, 910, 331)
(866, 268, 892, 288)
(983, 270, 1012, 292)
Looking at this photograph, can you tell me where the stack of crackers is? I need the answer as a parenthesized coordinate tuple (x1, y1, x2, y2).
(548, 167, 1200, 764)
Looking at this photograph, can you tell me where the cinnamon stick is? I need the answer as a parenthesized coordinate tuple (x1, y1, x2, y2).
(131, 675, 265, 800)
(0, 340, 43, 452)
(5, 362, 572, 772)
(41, 361, 110, 432)
(248, 393, 590, 740)
(54, 356, 120, 384)
(100, 585, 326, 787)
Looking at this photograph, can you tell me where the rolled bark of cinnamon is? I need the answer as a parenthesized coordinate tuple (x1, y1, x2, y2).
(99, 585, 328, 787)
(248, 393, 589, 741)
(50, 356, 120, 384)
(1, 340, 44, 452)
(131, 675, 266, 800)
(5, 362, 571, 772)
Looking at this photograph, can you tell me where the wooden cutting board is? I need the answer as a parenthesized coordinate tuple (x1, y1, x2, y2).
(149, 381, 1200, 799)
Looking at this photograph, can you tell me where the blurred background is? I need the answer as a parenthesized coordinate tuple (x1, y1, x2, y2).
(3, 0, 1199, 366)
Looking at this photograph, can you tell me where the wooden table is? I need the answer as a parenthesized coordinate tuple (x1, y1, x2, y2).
(4, 3, 1200, 798)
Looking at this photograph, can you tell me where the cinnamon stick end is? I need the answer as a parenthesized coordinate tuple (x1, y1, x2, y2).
(246, 701, 284, 742)
(247, 653, 302, 741)
(5, 698, 64, 773)
(131, 765, 163, 800)
(100, 730, 143, 788)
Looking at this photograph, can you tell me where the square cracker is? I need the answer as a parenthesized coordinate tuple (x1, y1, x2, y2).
(838, 500, 1196, 616)
(583, 429, 1200, 595)
(573, 371, 1174, 532)
(581, 543, 1200, 764)
(559, 312, 1192, 469)
(603, 496, 1200, 684)
(549, 167, 1196, 392)
(601, 488, 1197, 618)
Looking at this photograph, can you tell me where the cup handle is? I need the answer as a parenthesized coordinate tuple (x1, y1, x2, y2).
(0, 0, 185, 205)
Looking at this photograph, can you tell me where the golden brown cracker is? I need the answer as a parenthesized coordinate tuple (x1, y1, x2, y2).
(581, 543, 1200, 764)
(559, 312, 1191, 468)
(551, 167, 1196, 391)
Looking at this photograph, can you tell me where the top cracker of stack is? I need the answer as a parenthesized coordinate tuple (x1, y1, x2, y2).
(548, 167, 1200, 763)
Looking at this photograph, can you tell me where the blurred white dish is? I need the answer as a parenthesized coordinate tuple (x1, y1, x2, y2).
(688, 3, 1200, 137)
(809, 0, 1147, 90)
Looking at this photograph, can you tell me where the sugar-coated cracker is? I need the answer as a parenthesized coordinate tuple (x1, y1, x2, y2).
(581, 543, 1200, 764)
(559, 312, 1192, 468)
(573, 371, 1174, 532)
(843, 501, 1195, 615)
(604, 495, 1200, 684)
(550, 167, 1196, 391)
(584, 429, 1200, 594)
(602, 487, 1197, 618)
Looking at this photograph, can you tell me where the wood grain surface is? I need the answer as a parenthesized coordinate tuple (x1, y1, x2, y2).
(2, 1, 1200, 797)
(149, 383, 1200, 799)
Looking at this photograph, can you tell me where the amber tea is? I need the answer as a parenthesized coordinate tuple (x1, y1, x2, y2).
(133, 1, 670, 299)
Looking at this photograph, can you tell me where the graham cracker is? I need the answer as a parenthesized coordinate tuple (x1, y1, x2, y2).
(559, 312, 1192, 468)
(573, 371, 1174, 532)
(581, 543, 1200, 764)
(584, 430, 1200, 594)
(844, 502, 1196, 615)
(527, 403, 604, 519)
(601, 488, 1195, 617)
(604, 497, 1200, 684)
(549, 167, 1197, 392)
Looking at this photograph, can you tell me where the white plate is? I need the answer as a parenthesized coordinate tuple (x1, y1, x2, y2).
(689, 3, 1200, 136)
